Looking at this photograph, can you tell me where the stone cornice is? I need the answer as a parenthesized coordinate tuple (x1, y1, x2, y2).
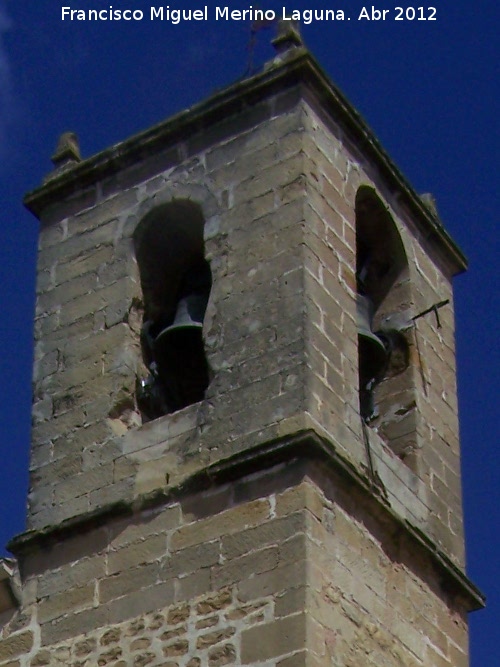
(24, 48, 466, 275)
(9, 429, 485, 613)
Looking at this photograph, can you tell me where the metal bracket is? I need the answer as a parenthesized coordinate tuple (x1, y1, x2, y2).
(412, 299, 450, 329)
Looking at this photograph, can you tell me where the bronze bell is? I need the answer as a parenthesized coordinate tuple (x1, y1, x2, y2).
(357, 294, 388, 378)
(155, 294, 206, 343)
(152, 293, 209, 412)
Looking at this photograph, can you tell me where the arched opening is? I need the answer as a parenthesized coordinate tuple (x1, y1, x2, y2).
(133, 200, 212, 419)
(355, 187, 416, 458)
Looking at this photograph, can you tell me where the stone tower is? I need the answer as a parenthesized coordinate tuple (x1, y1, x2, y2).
(1, 27, 484, 667)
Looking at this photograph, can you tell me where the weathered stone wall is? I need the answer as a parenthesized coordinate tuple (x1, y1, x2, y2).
(29, 90, 309, 532)
(300, 103, 465, 566)
(2, 464, 309, 666)
(1, 463, 468, 666)
(28, 86, 465, 569)
(305, 462, 469, 667)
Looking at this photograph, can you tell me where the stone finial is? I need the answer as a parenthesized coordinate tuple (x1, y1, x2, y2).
(420, 193, 442, 224)
(51, 132, 81, 170)
(271, 19, 303, 55)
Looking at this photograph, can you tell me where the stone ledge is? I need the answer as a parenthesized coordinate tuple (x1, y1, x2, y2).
(8, 429, 484, 612)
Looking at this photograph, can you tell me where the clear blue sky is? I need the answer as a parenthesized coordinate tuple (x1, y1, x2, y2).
(0, 1, 497, 662)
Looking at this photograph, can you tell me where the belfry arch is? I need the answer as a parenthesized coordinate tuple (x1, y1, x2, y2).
(355, 186, 417, 459)
(133, 199, 212, 419)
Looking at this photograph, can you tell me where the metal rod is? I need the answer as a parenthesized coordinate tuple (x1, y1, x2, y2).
(412, 299, 449, 329)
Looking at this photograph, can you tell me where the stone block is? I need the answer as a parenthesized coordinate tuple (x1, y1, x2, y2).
(89, 480, 134, 513)
(172, 500, 271, 551)
(53, 465, 114, 505)
(38, 583, 94, 623)
(0, 632, 33, 662)
(57, 276, 136, 328)
(240, 613, 306, 663)
(212, 546, 279, 588)
(274, 587, 307, 619)
(196, 627, 235, 650)
(36, 272, 98, 316)
(37, 555, 106, 598)
(162, 638, 189, 658)
(40, 606, 108, 646)
(221, 513, 306, 560)
(30, 454, 82, 487)
(68, 189, 139, 237)
(162, 541, 220, 579)
(100, 563, 160, 603)
(106, 582, 175, 626)
(32, 350, 58, 383)
(108, 505, 181, 550)
(107, 534, 167, 575)
(187, 99, 272, 157)
(195, 588, 232, 616)
(237, 560, 307, 603)
(54, 245, 115, 285)
(38, 218, 115, 272)
(176, 569, 211, 602)
(208, 643, 237, 666)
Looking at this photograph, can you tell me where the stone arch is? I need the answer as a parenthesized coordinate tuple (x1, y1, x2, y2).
(133, 199, 212, 419)
(355, 186, 417, 459)
(356, 186, 410, 317)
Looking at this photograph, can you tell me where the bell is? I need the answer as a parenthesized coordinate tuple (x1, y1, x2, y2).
(151, 293, 209, 412)
(357, 293, 388, 384)
(137, 286, 211, 417)
(155, 294, 206, 344)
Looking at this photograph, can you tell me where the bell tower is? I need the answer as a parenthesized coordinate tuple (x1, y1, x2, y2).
(1, 24, 483, 667)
